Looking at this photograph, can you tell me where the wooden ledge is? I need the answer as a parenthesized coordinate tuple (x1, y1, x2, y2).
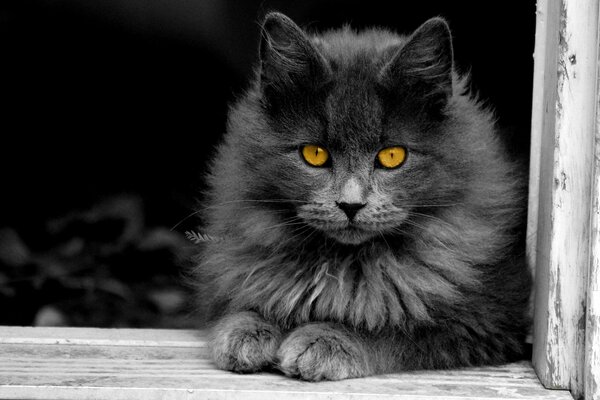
(0, 326, 573, 400)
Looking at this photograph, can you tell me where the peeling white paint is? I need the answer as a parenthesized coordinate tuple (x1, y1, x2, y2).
(530, 0, 600, 399)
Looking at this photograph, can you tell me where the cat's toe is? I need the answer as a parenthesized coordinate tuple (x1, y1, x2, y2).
(210, 311, 281, 373)
(277, 323, 372, 381)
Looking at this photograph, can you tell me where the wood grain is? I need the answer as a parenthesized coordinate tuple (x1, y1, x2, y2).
(531, 0, 600, 397)
(526, 0, 549, 285)
(0, 326, 205, 347)
(0, 327, 572, 400)
(530, 0, 561, 387)
(585, 7, 600, 398)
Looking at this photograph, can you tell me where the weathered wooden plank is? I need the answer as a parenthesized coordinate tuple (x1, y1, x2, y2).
(587, 259, 600, 399)
(526, 0, 550, 282)
(0, 327, 572, 400)
(0, 326, 204, 347)
(0, 386, 576, 400)
(531, 0, 599, 397)
(530, 0, 561, 387)
(585, 9, 600, 399)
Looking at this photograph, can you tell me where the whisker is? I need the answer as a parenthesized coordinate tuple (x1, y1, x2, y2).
(378, 230, 394, 252)
(295, 225, 319, 251)
(394, 202, 463, 208)
(171, 210, 203, 231)
(390, 227, 412, 237)
(263, 224, 313, 261)
(209, 198, 308, 206)
(402, 219, 430, 232)
(406, 211, 454, 227)
(260, 220, 306, 232)
(171, 199, 306, 231)
(241, 264, 261, 288)
(195, 200, 305, 213)
(286, 225, 314, 243)
(171, 207, 290, 231)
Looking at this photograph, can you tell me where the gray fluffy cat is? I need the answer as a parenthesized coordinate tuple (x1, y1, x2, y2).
(194, 12, 531, 381)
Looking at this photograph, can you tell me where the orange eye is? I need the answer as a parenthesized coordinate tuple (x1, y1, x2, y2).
(301, 145, 330, 167)
(377, 146, 407, 169)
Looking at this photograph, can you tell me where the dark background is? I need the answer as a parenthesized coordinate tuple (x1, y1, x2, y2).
(0, 0, 536, 327)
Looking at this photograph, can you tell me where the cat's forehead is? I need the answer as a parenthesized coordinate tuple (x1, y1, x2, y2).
(324, 70, 384, 152)
(313, 29, 405, 152)
(311, 27, 406, 66)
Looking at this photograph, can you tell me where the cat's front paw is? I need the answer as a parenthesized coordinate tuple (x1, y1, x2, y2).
(209, 311, 281, 373)
(277, 323, 372, 381)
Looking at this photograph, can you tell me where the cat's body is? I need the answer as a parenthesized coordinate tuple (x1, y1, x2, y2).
(194, 13, 531, 381)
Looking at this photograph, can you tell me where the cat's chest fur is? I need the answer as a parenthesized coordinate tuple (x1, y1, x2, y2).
(207, 230, 480, 331)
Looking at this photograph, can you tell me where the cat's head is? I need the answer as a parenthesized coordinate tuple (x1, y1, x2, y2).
(223, 13, 491, 246)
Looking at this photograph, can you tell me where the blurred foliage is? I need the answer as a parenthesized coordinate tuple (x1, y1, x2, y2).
(0, 195, 199, 328)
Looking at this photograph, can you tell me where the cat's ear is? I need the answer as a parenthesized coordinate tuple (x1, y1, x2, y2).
(258, 12, 330, 97)
(378, 18, 454, 114)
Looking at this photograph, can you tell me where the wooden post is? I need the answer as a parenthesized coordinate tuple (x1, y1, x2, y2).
(529, 0, 600, 398)
(526, 0, 549, 282)
(586, 7, 600, 398)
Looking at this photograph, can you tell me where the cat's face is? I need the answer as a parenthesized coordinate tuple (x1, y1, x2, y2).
(247, 14, 459, 245)
(295, 155, 413, 245)
(275, 100, 450, 245)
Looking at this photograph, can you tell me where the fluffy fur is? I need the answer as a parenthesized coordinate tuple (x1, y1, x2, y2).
(193, 12, 531, 380)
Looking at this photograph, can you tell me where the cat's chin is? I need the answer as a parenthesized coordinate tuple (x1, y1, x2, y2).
(324, 226, 377, 245)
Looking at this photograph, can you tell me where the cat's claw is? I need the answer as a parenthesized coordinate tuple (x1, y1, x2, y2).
(277, 323, 372, 381)
(209, 311, 281, 373)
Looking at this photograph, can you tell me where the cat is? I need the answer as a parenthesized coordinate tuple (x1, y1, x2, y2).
(193, 12, 531, 381)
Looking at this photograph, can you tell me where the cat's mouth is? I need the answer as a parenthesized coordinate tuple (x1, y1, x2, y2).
(324, 224, 378, 245)
(297, 204, 404, 245)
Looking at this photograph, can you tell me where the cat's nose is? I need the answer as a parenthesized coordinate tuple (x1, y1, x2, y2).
(336, 202, 366, 221)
